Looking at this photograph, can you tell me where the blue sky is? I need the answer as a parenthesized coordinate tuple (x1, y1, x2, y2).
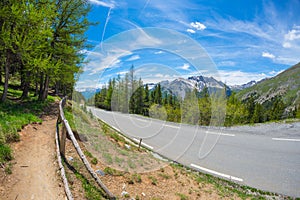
(77, 0, 300, 90)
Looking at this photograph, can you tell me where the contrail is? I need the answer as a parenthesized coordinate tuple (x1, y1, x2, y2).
(139, 0, 151, 18)
(101, 7, 112, 50)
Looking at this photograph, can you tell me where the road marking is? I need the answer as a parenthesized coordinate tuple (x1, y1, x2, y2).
(206, 131, 235, 137)
(133, 138, 154, 150)
(112, 126, 121, 132)
(135, 118, 148, 123)
(164, 124, 180, 129)
(272, 138, 300, 142)
(190, 163, 243, 182)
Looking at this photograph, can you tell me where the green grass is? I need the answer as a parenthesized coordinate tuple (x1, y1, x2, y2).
(176, 192, 188, 200)
(131, 173, 142, 183)
(0, 85, 56, 166)
(66, 158, 106, 200)
(103, 167, 123, 176)
(148, 176, 158, 185)
(0, 144, 13, 164)
(91, 157, 98, 165)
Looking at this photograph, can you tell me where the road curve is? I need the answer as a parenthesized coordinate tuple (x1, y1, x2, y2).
(88, 106, 300, 197)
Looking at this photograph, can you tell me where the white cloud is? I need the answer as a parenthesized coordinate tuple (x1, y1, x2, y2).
(284, 29, 300, 41)
(282, 28, 300, 48)
(219, 70, 280, 85)
(262, 52, 275, 59)
(218, 61, 236, 67)
(190, 21, 206, 31)
(178, 63, 190, 70)
(126, 55, 140, 61)
(282, 42, 292, 48)
(186, 29, 196, 34)
(88, 0, 115, 8)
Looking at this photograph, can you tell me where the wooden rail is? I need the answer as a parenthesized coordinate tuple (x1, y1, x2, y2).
(55, 118, 74, 200)
(57, 97, 116, 200)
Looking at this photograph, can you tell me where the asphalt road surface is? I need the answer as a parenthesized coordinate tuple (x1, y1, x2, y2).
(88, 106, 300, 197)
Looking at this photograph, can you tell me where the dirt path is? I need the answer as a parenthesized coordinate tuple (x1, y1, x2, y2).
(0, 116, 65, 200)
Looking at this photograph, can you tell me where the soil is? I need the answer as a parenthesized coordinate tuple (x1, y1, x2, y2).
(0, 116, 65, 200)
(65, 138, 240, 200)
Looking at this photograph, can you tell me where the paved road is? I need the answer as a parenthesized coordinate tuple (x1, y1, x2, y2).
(88, 107, 300, 197)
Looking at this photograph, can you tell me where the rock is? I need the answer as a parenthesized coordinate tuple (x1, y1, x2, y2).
(122, 183, 126, 190)
(121, 191, 129, 197)
(95, 169, 105, 176)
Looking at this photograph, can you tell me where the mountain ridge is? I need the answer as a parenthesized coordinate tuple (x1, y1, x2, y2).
(236, 62, 300, 110)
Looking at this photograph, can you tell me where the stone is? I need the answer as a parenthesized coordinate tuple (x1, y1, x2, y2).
(95, 169, 105, 176)
(121, 191, 129, 197)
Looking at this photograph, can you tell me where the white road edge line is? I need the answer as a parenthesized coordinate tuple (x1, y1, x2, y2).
(206, 131, 235, 137)
(272, 138, 300, 142)
(164, 124, 179, 129)
(112, 126, 121, 133)
(190, 163, 243, 182)
(133, 138, 154, 150)
(135, 118, 148, 122)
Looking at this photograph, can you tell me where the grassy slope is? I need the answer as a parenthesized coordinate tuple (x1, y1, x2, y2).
(0, 85, 57, 164)
(236, 62, 300, 106)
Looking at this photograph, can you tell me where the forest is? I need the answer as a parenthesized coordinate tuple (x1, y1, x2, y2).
(91, 66, 299, 126)
(0, 0, 92, 102)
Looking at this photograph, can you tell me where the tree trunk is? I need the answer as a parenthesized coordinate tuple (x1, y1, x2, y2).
(1, 51, 10, 102)
(21, 71, 31, 99)
(0, 69, 2, 84)
(34, 79, 39, 97)
(55, 81, 60, 96)
(39, 74, 49, 101)
(38, 73, 44, 100)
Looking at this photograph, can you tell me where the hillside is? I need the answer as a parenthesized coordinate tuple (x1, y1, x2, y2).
(236, 62, 300, 109)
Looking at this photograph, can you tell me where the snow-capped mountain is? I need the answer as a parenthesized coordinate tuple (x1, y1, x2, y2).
(158, 76, 230, 99)
(229, 80, 257, 91)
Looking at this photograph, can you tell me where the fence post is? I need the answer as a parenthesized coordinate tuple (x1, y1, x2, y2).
(60, 124, 67, 156)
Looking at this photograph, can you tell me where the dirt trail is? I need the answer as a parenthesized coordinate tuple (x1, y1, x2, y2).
(0, 116, 65, 200)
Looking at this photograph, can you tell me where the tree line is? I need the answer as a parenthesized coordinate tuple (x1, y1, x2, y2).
(0, 0, 93, 102)
(92, 66, 213, 126)
(91, 65, 299, 126)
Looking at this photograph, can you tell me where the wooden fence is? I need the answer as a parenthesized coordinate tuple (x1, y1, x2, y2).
(56, 97, 116, 200)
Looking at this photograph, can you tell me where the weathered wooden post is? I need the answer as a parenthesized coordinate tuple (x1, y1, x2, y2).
(60, 123, 67, 155)
(138, 138, 142, 151)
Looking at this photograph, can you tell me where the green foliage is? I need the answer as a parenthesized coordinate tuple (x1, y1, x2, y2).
(0, 144, 13, 164)
(0, 0, 93, 102)
(94, 64, 297, 127)
(103, 167, 123, 176)
(129, 173, 142, 183)
(91, 157, 98, 165)
(84, 150, 93, 158)
(237, 63, 300, 117)
(5, 162, 13, 174)
(0, 92, 50, 145)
